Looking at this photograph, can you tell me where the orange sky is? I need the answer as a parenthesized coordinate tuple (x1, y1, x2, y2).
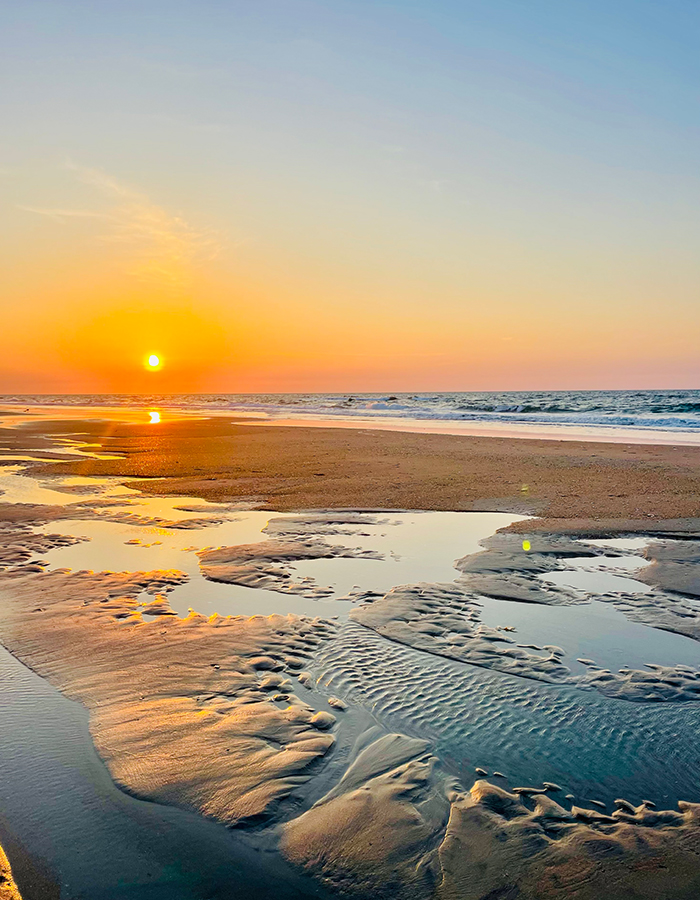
(3, 2, 700, 393)
(3, 189, 697, 394)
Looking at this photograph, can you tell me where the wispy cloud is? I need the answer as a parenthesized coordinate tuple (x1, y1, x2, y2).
(17, 206, 106, 222)
(19, 164, 222, 288)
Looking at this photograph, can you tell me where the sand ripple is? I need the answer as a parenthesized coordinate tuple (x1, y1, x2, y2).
(314, 624, 700, 809)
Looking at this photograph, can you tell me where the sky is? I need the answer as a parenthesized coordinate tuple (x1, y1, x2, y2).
(1, 0, 699, 393)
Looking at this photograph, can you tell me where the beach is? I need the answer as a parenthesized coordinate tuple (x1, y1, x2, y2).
(3, 407, 700, 898)
(11, 413, 700, 522)
(7, 0, 700, 893)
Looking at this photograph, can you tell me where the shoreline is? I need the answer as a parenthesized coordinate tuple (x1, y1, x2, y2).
(5, 403, 700, 447)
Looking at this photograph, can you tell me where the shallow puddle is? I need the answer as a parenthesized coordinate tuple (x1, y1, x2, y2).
(4, 466, 698, 679)
(478, 595, 700, 673)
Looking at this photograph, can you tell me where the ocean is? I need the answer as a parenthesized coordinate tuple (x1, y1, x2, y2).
(4, 390, 700, 438)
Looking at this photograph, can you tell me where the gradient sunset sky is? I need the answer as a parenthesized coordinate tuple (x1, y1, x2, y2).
(2, 1, 699, 393)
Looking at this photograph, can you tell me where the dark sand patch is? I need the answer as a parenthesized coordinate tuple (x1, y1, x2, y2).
(456, 528, 700, 644)
(351, 583, 573, 685)
(0, 531, 86, 568)
(262, 513, 384, 539)
(0, 498, 231, 537)
(350, 580, 700, 702)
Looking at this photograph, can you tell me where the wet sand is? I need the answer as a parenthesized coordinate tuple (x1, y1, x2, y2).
(4, 412, 700, 898)
(7, 415, 700, 522)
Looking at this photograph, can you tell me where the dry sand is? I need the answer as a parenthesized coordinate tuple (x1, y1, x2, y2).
(7, 415, 700, 521)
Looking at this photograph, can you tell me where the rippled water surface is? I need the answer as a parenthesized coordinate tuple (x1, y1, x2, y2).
(6, 389, 700, 442)
(315, 624, 700, 810)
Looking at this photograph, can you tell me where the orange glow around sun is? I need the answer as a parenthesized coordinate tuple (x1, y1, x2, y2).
(147, 354, 161, 369)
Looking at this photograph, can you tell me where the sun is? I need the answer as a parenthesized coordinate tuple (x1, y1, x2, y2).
(147, 354, 161, 369)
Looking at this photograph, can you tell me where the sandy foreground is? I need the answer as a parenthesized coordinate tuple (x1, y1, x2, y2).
(3, 414, 700, 898)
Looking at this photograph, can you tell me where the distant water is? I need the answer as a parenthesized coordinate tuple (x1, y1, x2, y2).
(4, 390, 700, 437)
